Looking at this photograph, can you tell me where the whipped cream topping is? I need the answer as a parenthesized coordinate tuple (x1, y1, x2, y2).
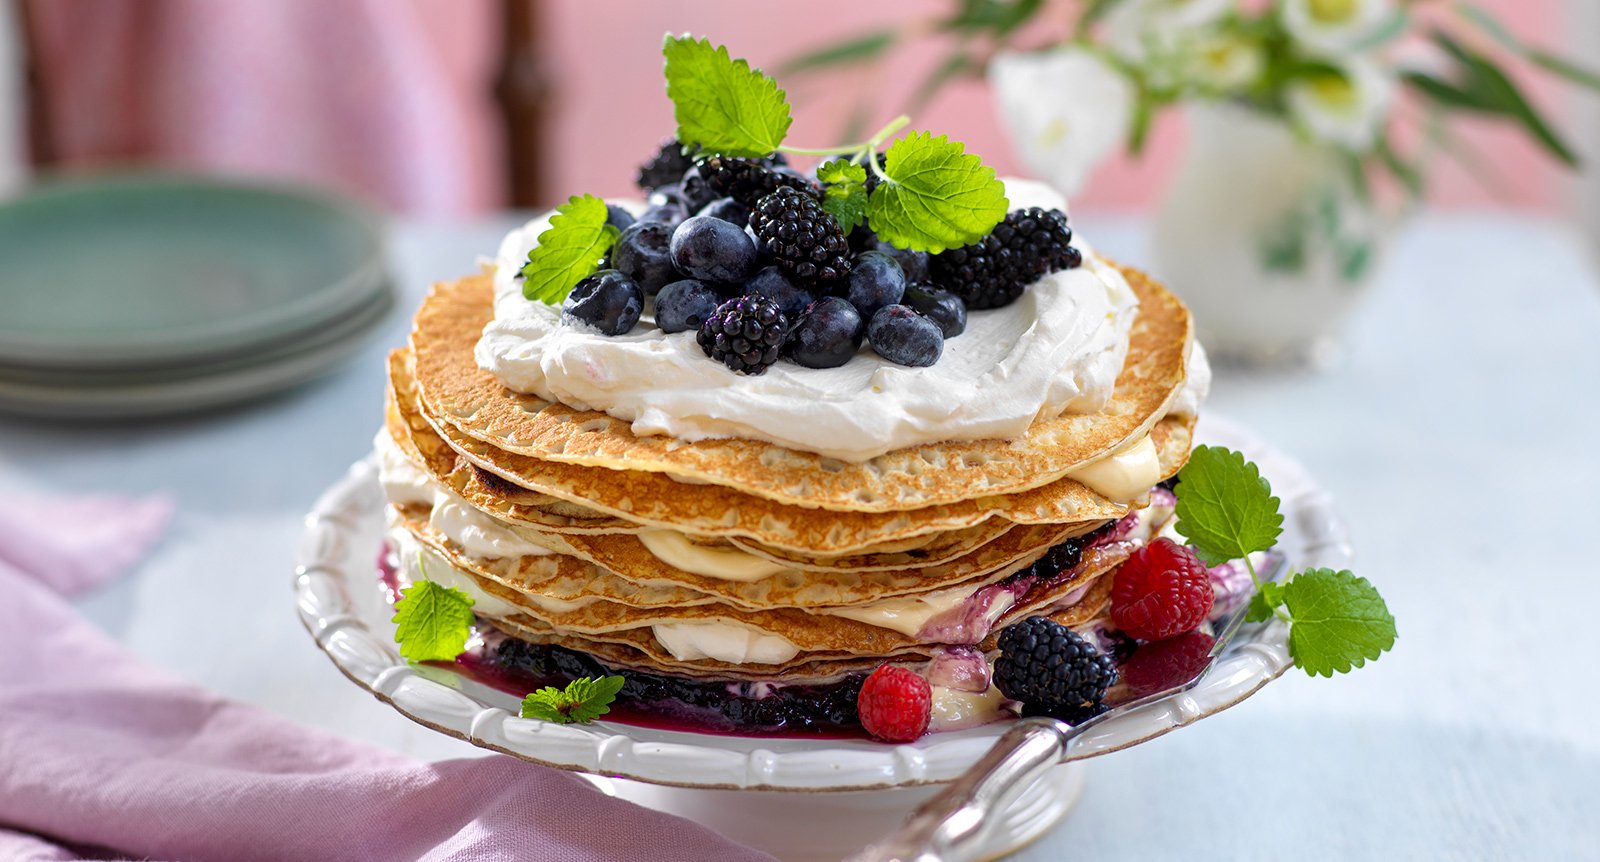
(475, 179, 1141, 462)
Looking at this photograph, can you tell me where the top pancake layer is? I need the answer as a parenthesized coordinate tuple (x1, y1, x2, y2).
(408, 265, 1191, 512)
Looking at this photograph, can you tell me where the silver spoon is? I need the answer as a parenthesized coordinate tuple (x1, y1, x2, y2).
(849, 556, 1284, 862)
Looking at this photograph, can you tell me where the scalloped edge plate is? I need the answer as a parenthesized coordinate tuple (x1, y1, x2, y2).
(294, 415, 1350, 791)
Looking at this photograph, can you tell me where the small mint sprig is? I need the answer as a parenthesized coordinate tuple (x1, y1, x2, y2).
(521, 194, 620, 305)
(520, 676, 626, 724)
(392, 574, 475, 663)
(1175, 445, 1396, 677)
(662, 34, 1007, 253)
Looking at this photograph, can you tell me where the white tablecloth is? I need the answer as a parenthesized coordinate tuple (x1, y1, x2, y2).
(3, 213, 1594, 860)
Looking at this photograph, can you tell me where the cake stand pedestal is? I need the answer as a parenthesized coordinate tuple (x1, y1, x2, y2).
(598, 763, 1085, 861)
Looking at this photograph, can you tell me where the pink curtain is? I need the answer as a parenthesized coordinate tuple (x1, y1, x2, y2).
(26, 0, 506, 215)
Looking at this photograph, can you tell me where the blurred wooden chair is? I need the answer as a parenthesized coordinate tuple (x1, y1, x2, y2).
(495, 0, 549, 208)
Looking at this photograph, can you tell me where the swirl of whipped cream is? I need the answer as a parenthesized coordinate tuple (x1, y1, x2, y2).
(475, 179, 1140, 462)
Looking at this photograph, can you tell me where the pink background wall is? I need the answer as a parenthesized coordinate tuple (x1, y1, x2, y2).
(537, 0, 1573, 213)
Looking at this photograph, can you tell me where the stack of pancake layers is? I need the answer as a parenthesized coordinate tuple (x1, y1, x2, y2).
(380, 266, 1198, 705)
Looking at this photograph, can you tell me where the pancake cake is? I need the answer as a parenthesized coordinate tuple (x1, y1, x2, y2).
(375, 35, 1228, 743)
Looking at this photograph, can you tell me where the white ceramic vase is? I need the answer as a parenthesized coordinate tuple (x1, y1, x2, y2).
(1152, 102, 1386, 365)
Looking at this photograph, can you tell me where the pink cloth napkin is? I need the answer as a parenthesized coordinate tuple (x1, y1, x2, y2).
(0, 497, 772, 861)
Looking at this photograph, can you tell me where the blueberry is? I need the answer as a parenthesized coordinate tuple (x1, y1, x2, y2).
(670, 215, 759, 283)
(873, 240, 929, 283)
(654, 279, 721, 334)
(868, 305, 943, 367)
(902, 283, 967, 338)
(846, 250, 906, 319)
(697, 197, 752, 229)
(562, 269, 642, 336)
(636, 202, 687, 226)
(605, 204, 635, 233)
(612, 222, 677, 295)
(786, 296, 864, 369)
(742, 266, 814, 319)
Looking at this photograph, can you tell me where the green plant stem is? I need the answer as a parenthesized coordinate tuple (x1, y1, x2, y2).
(1244, 555, 1293, 624)
(778, 115, 910, 157)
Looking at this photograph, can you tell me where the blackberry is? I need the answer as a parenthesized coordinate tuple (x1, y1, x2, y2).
(636, 138, 693, 191)
(697, 295, 789, 375)
(749, 186, 854, 290)
(700, 155, 819, 206)
(994, 617, 1117, 718)
(929, 207, 1081, 310)
(678, 167, 721, 211)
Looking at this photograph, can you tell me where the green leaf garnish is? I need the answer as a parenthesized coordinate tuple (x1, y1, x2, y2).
(520, 676, 627, 724)
(1173, 445, 1285, 567)
(817, 158, 869, 235)
(392, 579, 475, 663)
(1172, 449, 1394, 676)
(865, 131, 1008, 253)
(520, 195, 620, 305)
(663, 35, 792, 158)
(1244, 581, 1285, 623)
(1275, 570, 1397, 677)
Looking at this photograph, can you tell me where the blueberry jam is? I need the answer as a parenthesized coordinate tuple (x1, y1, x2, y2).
(463, 635, 866, 738)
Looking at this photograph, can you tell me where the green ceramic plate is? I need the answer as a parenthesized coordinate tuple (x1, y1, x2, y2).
(0, 173, 388, 369)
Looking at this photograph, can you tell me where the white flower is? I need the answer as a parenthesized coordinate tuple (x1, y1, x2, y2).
(1105, 0, 1236, 64)
(1282, 0, 1397, 55)
(989, 48, 1134, 196)
(1285, 58, 1396, 151)
(1189, 31, 1265, 93)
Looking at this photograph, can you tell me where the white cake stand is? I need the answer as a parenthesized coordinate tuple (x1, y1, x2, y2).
(294, 417, 1350, 860)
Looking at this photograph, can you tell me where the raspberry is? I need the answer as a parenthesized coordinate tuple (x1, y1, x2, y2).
(636, 138, 693, 192)
(928, 207, 1081, 309)
(1110, 538, 1216, 641)
(857, 665, 931, 743)
(696, 295, 789, 375)
(748, 186, 854, 290)
(993, 617, 1117, 718)
(1121, 630, 1216, 695)
(700, 155, 819, 206)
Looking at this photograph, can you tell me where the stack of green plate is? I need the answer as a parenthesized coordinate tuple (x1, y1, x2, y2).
(0, 174, 394, 419)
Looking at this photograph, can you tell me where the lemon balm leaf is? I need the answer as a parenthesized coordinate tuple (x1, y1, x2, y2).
(1173, 445, 1285, 566)
(663, 35, 792, 158)
(1279, 570, 1397, 677)
(392, 580, 475, 663)
(818, 159, 869, 234)
(520, 676, 627, 724)
(521, 194, 620, 305)
(866, 131, 1008, 253)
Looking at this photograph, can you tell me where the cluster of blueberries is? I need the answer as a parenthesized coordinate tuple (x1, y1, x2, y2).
(561, 201, 968, 373)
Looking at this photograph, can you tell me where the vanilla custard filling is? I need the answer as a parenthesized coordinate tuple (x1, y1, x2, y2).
(391, 526, 595, 614)
(825, 586, 1013, 638)
(1065, 434, 1161, 503)
(476, 178, 1140, 463)
(376, 431, 556, 561)
(637, 529, 788, 581)
(928, 684, 1010, 732)
(651, 621, 801, 664)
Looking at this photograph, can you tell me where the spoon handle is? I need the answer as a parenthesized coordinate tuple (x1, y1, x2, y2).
(847, 718, 1069, 862)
